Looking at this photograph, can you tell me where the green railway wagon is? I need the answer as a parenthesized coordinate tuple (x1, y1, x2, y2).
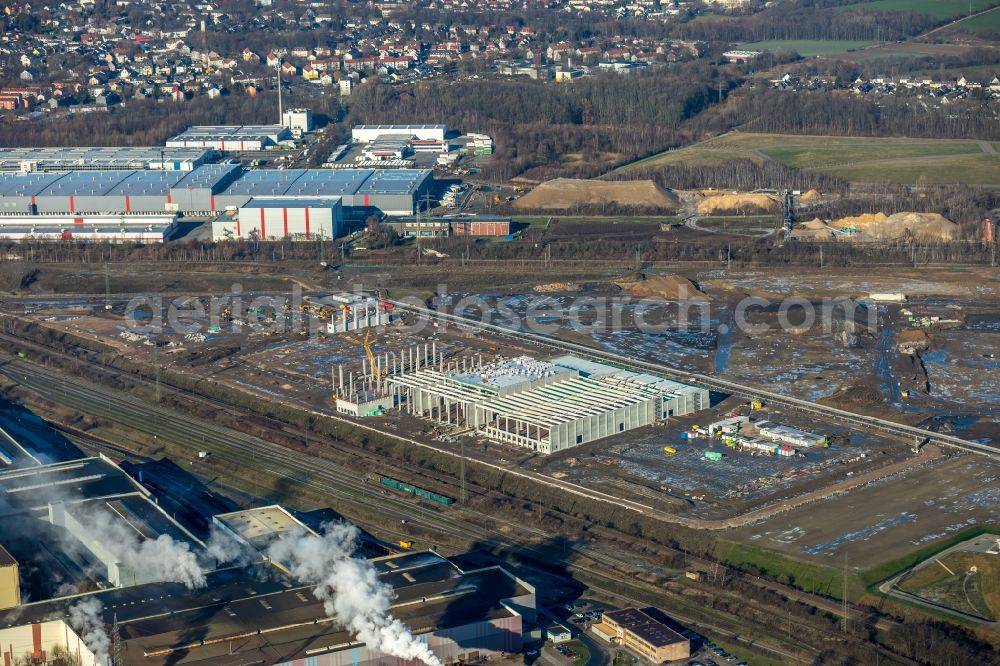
(378, 476, 455, 505)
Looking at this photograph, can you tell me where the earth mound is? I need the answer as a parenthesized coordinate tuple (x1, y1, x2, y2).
(697, 193, 779, 215)
(615, 274, 709, 301)
(513, 179, 679, 211)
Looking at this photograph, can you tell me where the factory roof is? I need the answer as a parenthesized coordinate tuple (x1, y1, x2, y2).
(103, 170, 190, 195)
(357, 169, 431, 195)
(452, 356, 568, 391)
(0, 167, 428, 203)
(0, 224, 173, 236)
(0, 544, 15, 568)
(213, 505, 315, 550)
(0, 147, 213, 171)
(241, 197, 342, 209)
(389, 368, 501, 403)
(549, 354, 620, 378)
(6, 552, 532, 666)
(603, 608, 688, 648)
(0, 172, 69, 198)
(479, 375, 652, 426)
(0, 457, 142, 506)
(219, 168, 308, 196)
(354, 124, 447, 131)
(281, 169, 374, 197)
(219, 168, 430, 199)
(35, 170, 134, 196)
(171, 164, 243, 192)
(167, 125, 290, 141)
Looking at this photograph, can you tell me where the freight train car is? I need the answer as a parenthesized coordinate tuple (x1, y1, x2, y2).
(373, 474, 455, 505)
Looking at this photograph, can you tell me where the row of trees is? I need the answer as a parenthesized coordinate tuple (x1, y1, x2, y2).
(618, 158, 849, 194)
(723, 88, 1000, 140)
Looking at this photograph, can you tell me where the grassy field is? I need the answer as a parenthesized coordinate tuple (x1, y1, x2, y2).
(953, 5, 1000, 32)
(824, 153, 1000, 185)
(716, 541, 867, 600)
(739, 39, 878, 56)
(898, 551, 999, 620)
(621, 133, 999, 185)
(834, 0, 1000, 19)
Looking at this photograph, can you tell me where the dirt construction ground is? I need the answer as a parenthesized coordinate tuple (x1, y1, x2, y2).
(728, 455, 1000, 569)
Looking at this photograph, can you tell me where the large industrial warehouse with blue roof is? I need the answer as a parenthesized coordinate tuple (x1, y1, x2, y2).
(0, 166, 433, 242)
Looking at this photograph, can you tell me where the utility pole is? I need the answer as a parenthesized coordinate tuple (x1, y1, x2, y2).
(842, 553, 849, 633)
(104, 263, 112, 310)
(460, 438, 466, 504)
(276, 59, 283, 124)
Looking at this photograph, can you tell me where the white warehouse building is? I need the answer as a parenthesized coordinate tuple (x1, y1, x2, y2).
(388, 355, 709, 454)
(212, 197, 343, 241)
(352, 124, 447, 143)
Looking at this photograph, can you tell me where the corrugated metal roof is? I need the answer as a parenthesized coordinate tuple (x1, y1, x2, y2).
(36, 170, 132, 196)
(242, 197, 341, 209)
(356, 169, 431, 195)
(104, 170, 190, 196)
(0, 147, 212, 171)
(0, 172, 67, 197)
(170, 164, 242, 192)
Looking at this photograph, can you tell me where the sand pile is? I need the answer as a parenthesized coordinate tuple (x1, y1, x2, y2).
(615, 274, 709, 301)
(534, 282, 579, 293)
(820, 384, 885, 409)
(869, 212, 958, 241)
(828, 212, 958, 241)
(790, 218, 836, 240)
(828, 212, 888, 230)
(800, 189, 821, 202)
(801, 218, 829, 230)
(513, 179, 679, 211)
(697, 193, 779, 215)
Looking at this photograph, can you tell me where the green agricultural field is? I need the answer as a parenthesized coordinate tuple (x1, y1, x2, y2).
(739, 40, 878, 57)
(824, 154, 1000, 185)
(954, 5, 1000, 32)
(834, 0, 1000, 19)
(620, 133, 1000, 186)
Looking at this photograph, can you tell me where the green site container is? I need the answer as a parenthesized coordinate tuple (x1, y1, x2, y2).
(704, 451, 724, 461)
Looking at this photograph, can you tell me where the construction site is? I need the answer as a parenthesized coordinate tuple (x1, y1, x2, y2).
(0, 255, 997, 664)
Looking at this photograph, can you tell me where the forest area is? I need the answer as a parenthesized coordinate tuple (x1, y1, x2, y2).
(347, 66, 734, 182)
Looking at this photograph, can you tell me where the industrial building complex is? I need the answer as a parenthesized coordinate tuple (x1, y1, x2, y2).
(0, 456, 205, 596)
(382, 354, 710, 454)
(0, 428, 539, 666)
(592, 608, 691, 663)
(0, 165, 433, 241)
(165, 124, 293, 151)
(0, 147, 215, 172)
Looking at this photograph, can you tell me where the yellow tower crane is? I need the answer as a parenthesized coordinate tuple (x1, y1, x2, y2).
(362, 329, 387, 383)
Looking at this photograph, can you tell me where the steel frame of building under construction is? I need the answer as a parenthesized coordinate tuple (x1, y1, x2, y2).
(388, 355, 709, 454)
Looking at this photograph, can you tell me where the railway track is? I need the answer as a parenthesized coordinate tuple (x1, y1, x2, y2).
(0, 355, 831, 663)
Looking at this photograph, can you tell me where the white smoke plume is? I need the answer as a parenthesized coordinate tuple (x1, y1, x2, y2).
(73, 504, 206, 590)
(268, 522, 441, 666)
(205, 524, 256, 567)
(67, 597, 110, 666)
